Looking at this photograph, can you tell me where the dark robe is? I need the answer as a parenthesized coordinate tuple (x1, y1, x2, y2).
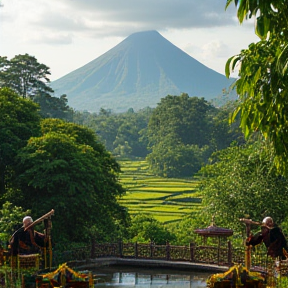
(248, 225, 288, 259)
(9, 227, 46, 256)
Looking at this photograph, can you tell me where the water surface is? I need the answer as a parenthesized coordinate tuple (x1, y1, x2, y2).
(93, 266, 212, 288)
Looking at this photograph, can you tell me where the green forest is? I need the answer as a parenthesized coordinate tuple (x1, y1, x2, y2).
(1, 0, 288, 256)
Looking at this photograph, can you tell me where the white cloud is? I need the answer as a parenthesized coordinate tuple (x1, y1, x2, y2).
(29, 33, 74, 46)
(201, 40, 230, 59)
(0, 0, 259, 80)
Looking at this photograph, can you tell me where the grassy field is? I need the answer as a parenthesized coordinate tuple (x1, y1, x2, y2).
(117, 159, 202, 224)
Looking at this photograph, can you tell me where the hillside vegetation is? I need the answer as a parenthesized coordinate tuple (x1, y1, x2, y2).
(118, 159, 202, 224)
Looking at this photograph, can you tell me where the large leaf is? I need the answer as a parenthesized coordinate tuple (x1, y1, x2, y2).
(255, 15, 271, 39)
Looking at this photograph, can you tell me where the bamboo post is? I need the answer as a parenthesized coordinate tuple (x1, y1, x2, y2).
(190, 243, 195, 262)
(150, 241, 153, 258)
(44, 215, 54, 269)
(44, 245, 47, 269)
(118, 239, 123, 258)
(90, 238, 95, 259)
(228, 240, 232, 266)
(134, 242, 138, 258)
(166, 242, 170, 260)
(48, 220, 53, 269)
(239, 218, 261, 271)
(217, 237, 220, 265)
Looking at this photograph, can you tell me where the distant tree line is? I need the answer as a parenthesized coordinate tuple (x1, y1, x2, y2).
(73, 94, 243, 178)
(73, 107, 152, 158)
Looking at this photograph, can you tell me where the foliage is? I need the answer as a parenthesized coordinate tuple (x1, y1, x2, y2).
(11, 119, 130, 243)
(33, 93, 73, 121)
(127, 214, 176, 244)
(0, 54, 73, 121)
(196, 140, 288, 236)
(225, 0, 288, 175)
(209, 100, 244, 150)
(73, 107, 153, 157)
(73, 99, 242, 178)
(278, 276, 288, 288)
(167, 216, 199, 245)
(147, 139, 209, 177)
(146, 94, 242, 177)
(0, 87, 41, 195)
(148, 94, 213, 147)
(0, 54, 53, 99)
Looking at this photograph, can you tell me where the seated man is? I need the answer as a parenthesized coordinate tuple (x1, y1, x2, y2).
(9, 216, 46, 256)
(247, 217, 288, 260)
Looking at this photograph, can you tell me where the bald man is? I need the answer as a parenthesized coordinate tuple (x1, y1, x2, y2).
(9, 216, 46, 256)
(247, 217, 288, 260)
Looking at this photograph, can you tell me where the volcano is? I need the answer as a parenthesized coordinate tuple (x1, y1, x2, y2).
(51, 30, 235, 113)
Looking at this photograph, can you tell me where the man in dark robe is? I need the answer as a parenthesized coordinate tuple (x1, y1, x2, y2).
(9, 216, 46, 256)
(247, 217, 288, 260)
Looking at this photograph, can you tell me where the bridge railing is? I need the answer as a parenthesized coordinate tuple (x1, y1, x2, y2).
(51, 240, 288, 277)
(53, 240, 243, 267)
(53, 240, 285, 276)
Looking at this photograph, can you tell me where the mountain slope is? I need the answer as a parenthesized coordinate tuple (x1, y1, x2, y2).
(51, 30, 235, 113)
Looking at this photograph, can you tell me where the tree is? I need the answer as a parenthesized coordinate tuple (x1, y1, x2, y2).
(33, 93, 73, 121)
(0, 87, 41, 195)
(148, 94, 213, 148)
(209, 101, 244, 151)
(146, 136, 209, 177)
(127, 214, 176, 244)
(13, 119, 129, 243)
(73, 107, 152, 158)
(112, 113, 150, 157)
(0, 54, 73, 121)
(168, 216, 200, 245)
(196, 140, 288, 236)
(225, 0, 288, 175)
(146, 94, 237, 177)
(0, 54, 53, 99)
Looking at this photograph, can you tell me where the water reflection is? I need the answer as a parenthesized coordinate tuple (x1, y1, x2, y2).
(93, 266, 211, 288)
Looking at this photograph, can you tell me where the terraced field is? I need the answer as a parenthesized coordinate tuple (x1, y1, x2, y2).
(118, 159, 202, 224)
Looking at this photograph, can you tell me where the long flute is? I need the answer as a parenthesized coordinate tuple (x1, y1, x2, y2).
(24, 209, 54, 231)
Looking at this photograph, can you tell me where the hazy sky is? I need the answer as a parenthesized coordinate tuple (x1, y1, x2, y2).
(0, 0, 259, 81)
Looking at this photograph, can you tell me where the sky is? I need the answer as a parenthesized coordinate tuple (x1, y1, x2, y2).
(0, 0, 259, 81)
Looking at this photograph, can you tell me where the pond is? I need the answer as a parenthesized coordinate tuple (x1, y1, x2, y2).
(92, 266, 213, 288)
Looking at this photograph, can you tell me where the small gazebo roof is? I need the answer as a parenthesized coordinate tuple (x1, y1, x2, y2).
(194, 217, 233, 237)
(194, 224, 233, 237)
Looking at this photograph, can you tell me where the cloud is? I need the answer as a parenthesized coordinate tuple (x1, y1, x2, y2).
(2, 0, 238, 43)
(201, 40, 231, 59)
(56, 0, 236, 28)
(29, 33, 74, 45)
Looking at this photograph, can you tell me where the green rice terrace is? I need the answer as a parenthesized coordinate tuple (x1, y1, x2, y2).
(118, 159, 202, 224)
